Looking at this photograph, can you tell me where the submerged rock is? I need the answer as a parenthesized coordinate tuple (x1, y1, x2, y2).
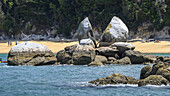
(89, 73, 138, 85)
(100, 16, 129, 46)
(8, 42, 57, 66)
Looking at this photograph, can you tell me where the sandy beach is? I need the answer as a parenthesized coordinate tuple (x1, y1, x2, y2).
(0, 41, 169, 54)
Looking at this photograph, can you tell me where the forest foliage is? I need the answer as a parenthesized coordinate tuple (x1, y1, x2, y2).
(0, 0, 169, 37)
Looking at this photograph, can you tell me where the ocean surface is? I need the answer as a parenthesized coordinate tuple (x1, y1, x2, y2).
(0, 53, 170, 96)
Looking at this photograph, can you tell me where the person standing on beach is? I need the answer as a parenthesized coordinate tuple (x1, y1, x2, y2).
(15, 41, 17, 45)
(8, 41, 10, 46)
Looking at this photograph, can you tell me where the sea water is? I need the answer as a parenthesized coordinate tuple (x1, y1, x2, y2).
(0, 54, 170, 96)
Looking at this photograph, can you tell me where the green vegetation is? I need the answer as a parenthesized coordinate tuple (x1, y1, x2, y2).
(0, 0, 169, 38)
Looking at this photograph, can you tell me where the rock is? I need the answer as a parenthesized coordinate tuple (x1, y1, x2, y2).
(140, 61, 170, 82)
(122, 50, 152, 64)
(100, 16, 129, 46)
(111, 42, 135, 56)
(156, 56, 164, 62)
(145, 55, 157, 63)
(57, 44, 95, 65)
(72, 45, 95, 65)
(150, 62, 165, 75)
(140, 65, 152, 79)
(80, 38, 95, 48)
(21, 33, 32, 41)
(88, 61, 104, 66)
(8, 42, 57, 66)
(138, 75, 169, 87)
(89, 73, 138, 85)
(96, 47, 118, 57)
(117, 57, 131, 64)
(56, 50, 72, 64)
(73, 17, 93, 41)
(107, 57, 117, 64)
(95, 55, 108, 64)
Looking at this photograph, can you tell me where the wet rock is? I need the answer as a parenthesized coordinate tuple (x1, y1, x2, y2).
(117, 57, 131, 64)
(95, 55, 108, 64)
(89, 73, 138, 85)
(56, 50, 72, 64)
(88, 61, 104, 66)
(138, 75, 169, 87)
(140, 65, 152, 79)
(8, 42, 57, 66)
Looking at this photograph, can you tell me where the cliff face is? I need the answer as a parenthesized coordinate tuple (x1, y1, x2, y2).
(129, 21, 170, 39)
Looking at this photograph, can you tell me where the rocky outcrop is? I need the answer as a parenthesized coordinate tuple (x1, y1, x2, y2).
(8, 42, 57, 66)
(56, 44, 95, 65)
(140, 61, 170, 82)
(100, 16, 129, 46)
(89, 73, 138, 85)
(138, 75, 169, 87)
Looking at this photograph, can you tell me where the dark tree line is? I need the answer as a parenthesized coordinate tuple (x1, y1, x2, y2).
(0, 0, 169, 38)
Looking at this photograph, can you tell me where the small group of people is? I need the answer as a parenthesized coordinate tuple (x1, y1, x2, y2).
(8, 41, 18, 46)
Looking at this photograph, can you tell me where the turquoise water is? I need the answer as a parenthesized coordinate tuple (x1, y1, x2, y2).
(0, 54, 170, 96)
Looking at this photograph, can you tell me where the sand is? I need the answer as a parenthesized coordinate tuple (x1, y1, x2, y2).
(0, 41, 169, 54)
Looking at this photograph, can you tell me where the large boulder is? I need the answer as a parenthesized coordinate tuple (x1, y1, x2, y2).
(138, 75, 169, 87)
(57, 44, 96, 65)
(89, 73, 138, 86)
(73, 17, 93, 41)
(122, 50, 155, 64)
(140, 61, 170, 81)
(96, 47, 118, 58)
(140, 65, 152, 79)
(72, 45, 95, 65)
(117, 57, 131, 64)
(8, 42, 57, 66)
(100, 16, 129, 46)
(111, 42, 135, 56)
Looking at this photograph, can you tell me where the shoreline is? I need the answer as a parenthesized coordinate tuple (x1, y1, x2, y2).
(0, 40, 169, 54)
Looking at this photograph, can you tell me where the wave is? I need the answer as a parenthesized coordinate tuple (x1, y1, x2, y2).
(73, 82, 170, 89)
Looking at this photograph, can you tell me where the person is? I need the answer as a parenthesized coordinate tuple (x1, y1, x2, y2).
(0, 58, 2, 63)
(10, 42, 12, 46)
(15, 41, 17, 45)
(8, 41, 10, 46)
